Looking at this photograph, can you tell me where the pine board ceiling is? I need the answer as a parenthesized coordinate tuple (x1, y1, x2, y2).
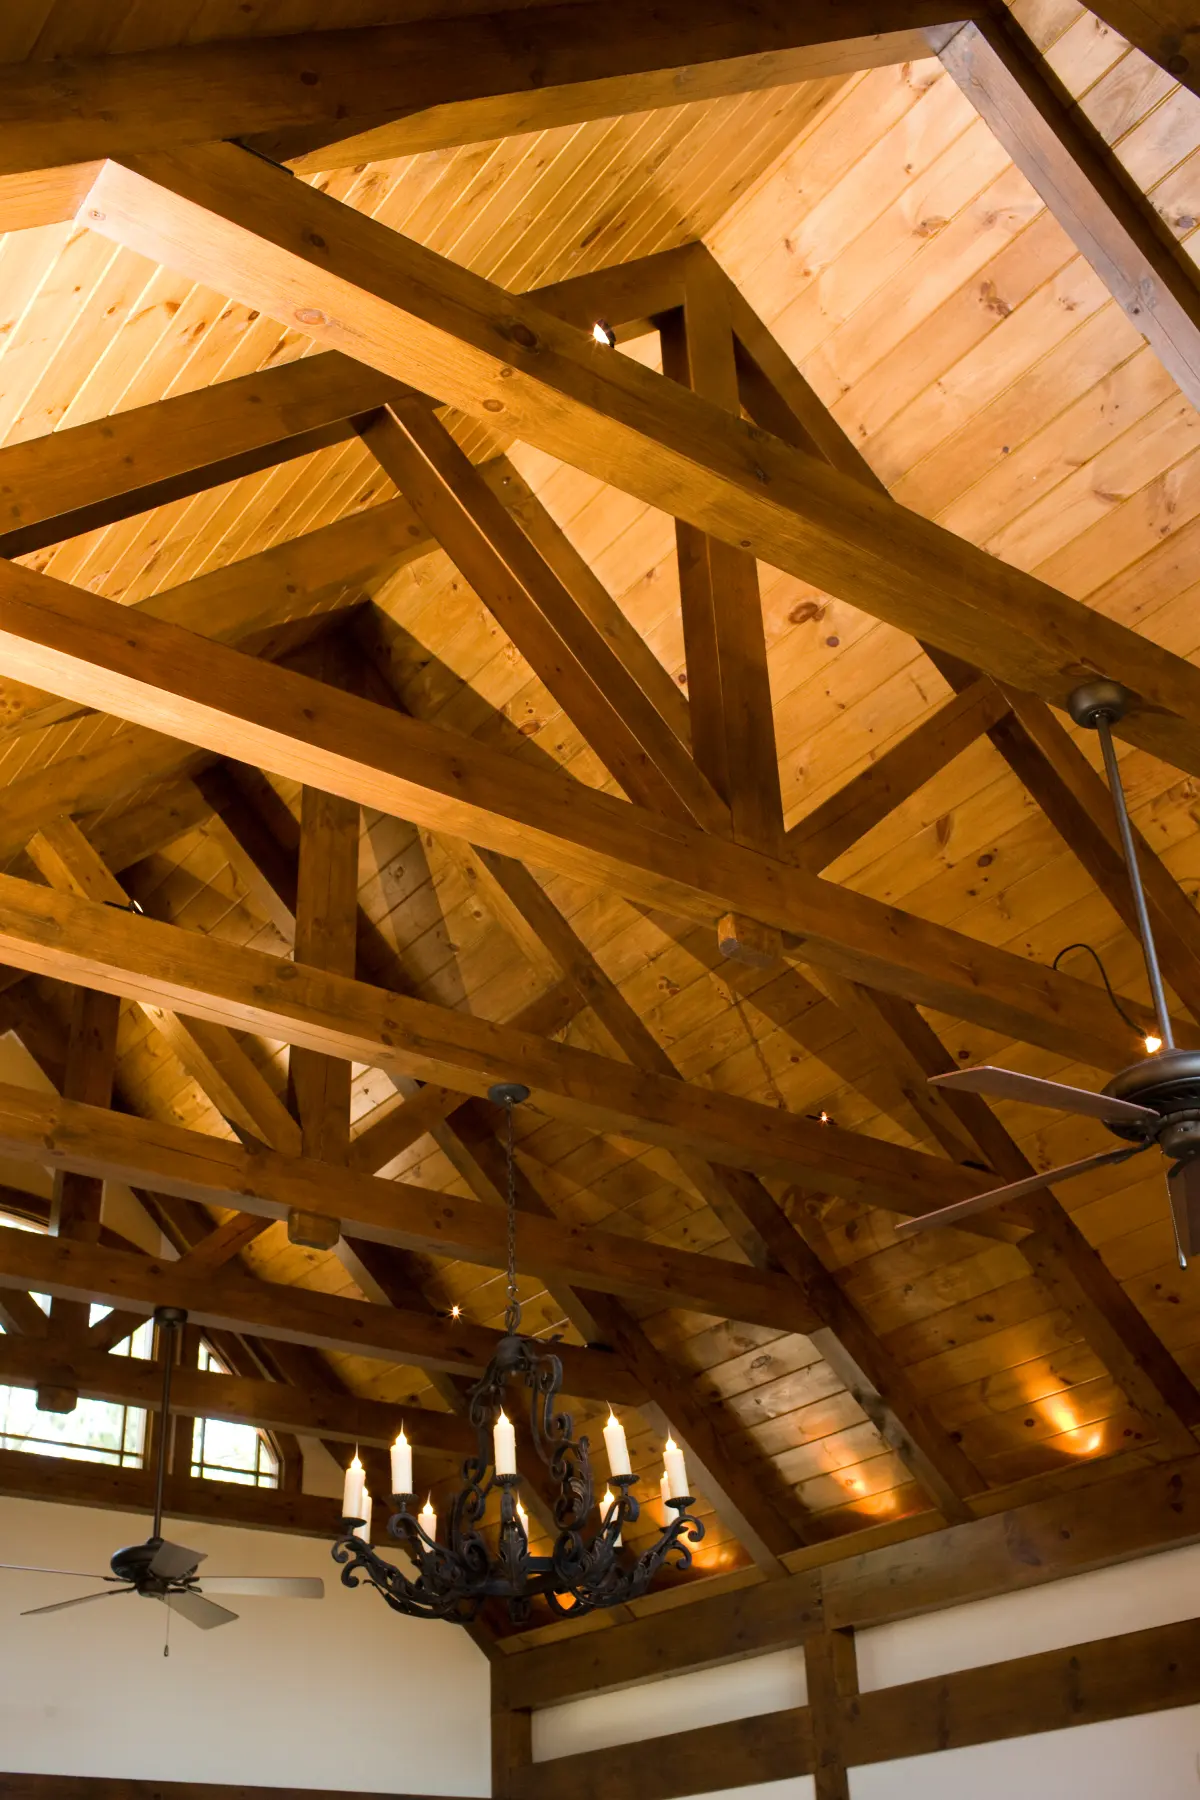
(2, 0, 1200, 1600)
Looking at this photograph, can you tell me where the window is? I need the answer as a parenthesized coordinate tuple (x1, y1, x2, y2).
(189, 1339, 279, 1489)
(0, 1213, 153, 1467)
(0, 1211, 280, 1486)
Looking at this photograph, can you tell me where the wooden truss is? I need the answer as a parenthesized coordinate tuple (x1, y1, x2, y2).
(1, 0, 1200, 1683)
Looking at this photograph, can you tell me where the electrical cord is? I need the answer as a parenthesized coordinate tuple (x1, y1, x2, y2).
(1052, 941, 1142, 1036)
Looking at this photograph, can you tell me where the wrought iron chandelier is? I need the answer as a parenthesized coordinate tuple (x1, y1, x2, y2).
(332, 1083, 702, 1625)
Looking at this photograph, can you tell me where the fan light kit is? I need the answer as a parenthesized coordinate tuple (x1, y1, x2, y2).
(2, 1307, 323, 1643)
(898, 680, 1200, 1268)
(332, 1083, 703, 1624)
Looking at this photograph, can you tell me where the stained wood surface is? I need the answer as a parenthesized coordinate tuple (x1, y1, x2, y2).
(0, 0, 1199, 1610)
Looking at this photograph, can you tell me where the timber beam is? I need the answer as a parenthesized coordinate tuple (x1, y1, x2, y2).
(0, 352, 407, 563)
(0, 1442, 343, 1541)
(0, 1094, 830, 1336)
(511, 1613, 1200, 1800)
(494, 1452, 1200, 1707)
(937, 7, 1200, 417)
(71, 142, 1200, 786)
(0, 1331, 473, 1457)
(0, 875, 1003, 1218)
(0, 1, 975, 179)
(0, 565, 1174, 1070)
(0, 1223, 642, 1405)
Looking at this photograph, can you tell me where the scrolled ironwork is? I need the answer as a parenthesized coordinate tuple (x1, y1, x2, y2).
(332, 1086, 703, 1623)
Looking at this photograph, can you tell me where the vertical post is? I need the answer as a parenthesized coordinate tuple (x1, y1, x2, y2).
(491, 1666, 532, 1800)
(804, 1614, 858, 1800)
(659, 254, 786, 868)
(286, 783, 359, 1249)
(37, 984, 120, 1413)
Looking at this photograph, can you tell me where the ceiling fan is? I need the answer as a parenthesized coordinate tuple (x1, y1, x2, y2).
(896, 680, 1200, 1268)
(1, 1306, 324, 1632)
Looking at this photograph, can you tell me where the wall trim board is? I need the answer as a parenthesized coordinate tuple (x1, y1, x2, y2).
(509, 1614, 1200, 1800)
(494, 1454, 1200, 1708)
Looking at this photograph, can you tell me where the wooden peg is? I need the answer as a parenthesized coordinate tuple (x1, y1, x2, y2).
(717, 912, 782, 969)
(287, 1207, 342, 1251)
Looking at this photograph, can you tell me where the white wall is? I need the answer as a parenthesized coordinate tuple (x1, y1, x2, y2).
(532, 1646, 815, 1800)
(532, 1543, 1200, 1800)
(852, 1540, 1200, 1800)
(0, 1493, 490, 1794)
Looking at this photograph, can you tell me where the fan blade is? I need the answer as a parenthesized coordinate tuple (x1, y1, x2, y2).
(21, 1587, 133, 1617)
(0, 1564, 108, 1579)
(200, 1576, 324, 1598)
(148, 1540, 206, 1580)
(894, 1143, 1151, 1238)
(930, 1066, 1159, 1126)
(1167, 1160, 1200, 1268)
(160, 1589, 238, 1630)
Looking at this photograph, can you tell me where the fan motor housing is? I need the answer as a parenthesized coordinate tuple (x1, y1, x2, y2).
(111, 1540, 168, 1589)
(1103, 1049, 1200, 1144)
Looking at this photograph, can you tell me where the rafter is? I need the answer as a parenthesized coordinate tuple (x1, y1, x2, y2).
(0, 353, 406, 563)
(0, 1441, 342, 1541)
(0, 558, 1174, 1068)
(357, 404, 725, 830)
(0, 1, 973, 179)
(786, 678, 1010, 871)
(86, 1212, 276, 1356)
(0, 163, 101, 231)
(498, 1452, 1200, 1695)
(0, 258, 687, 571)
(937, 7, 1200, 414)
(75, 144, 1200, 782)
(179, 774, 608, 1541)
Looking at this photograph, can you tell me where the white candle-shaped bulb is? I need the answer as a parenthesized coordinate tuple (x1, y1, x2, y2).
(516, 1499, 530, 1537)
(342, 1452, 365, 1520)
(602, 1408, 631, 1477)
(663, 1436, 689, 1500)
(659, 1469, 671, 1522)
(494, 1409, 517, 1476)
(390, 1427, 412, 1496)
(420, 1495, 438, 1540)
(602, 1486, 623, 1547)
(354, 1488, 373, 1543)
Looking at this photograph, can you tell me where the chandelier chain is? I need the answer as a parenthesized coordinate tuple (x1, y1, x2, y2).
(503, 1096, 520, 1335)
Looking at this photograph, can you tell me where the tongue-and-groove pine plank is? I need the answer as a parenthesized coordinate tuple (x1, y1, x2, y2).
(3, 9, 1200, 1563)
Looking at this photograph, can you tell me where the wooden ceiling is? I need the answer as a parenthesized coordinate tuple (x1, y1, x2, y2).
(1, 0, 1200, 1654)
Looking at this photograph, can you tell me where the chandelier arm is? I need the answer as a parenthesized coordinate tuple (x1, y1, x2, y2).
(331, 1081, 699, 1622)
